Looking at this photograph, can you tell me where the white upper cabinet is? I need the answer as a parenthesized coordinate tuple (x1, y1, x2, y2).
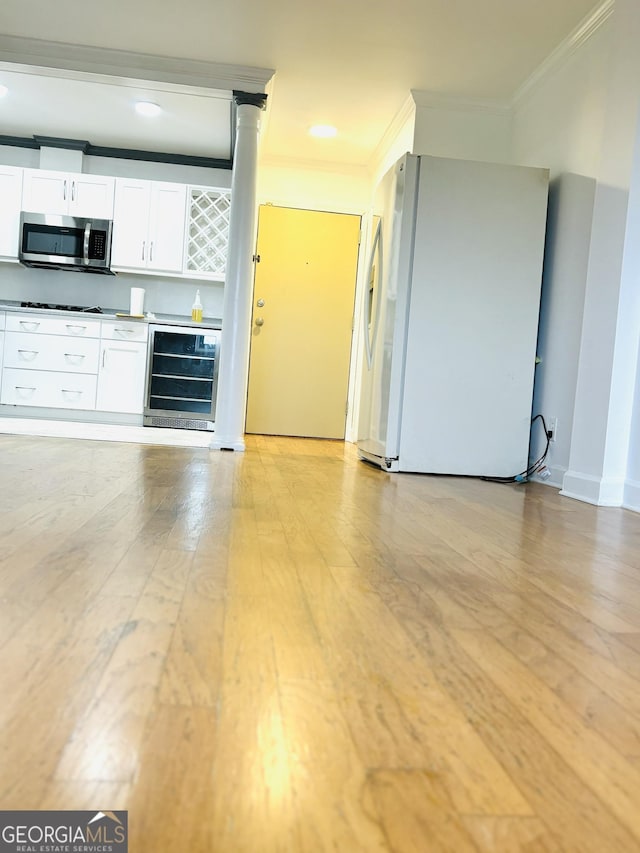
(0, 166, 23, 259)
(110, 179, 149, 268)
(111, 179, 186, 274)
(21, 169, 115, 219)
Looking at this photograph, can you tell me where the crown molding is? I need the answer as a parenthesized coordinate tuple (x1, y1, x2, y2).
(512, 0, 614, 106)
(368, 93, 417, 176)
(410, 88, 511, 114)
(0, 34, 274, 93)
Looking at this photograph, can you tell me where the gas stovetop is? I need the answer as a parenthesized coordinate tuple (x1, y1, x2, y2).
(20, 302, 104, 314)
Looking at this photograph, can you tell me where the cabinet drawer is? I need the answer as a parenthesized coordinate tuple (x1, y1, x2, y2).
(6, 313, 102, 338)
(1, 368, 97, 409)
(101, 320, 149, 342)
(3, 332, 100, 374)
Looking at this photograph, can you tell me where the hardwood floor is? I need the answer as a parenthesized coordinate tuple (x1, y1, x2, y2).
(1, 433, 639, 851)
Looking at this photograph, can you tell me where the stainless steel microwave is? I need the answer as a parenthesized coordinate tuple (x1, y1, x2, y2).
(19, 212, 114, 274)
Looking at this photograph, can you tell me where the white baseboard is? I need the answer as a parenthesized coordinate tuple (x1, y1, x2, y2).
(560, 470, 624, 506)
(0, 417, 212, 448)
(623, 478, 640, 513)
(210, 435, 246, 451)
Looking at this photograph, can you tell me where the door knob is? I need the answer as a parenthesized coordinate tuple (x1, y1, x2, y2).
(256, 298, 265, 307)
(255, 317, 264, 326)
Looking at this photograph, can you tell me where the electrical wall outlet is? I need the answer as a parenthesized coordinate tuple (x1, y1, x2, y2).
(548, 417, 558, 442)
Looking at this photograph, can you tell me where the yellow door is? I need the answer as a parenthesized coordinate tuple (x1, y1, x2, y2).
(246, 205, 360, 439)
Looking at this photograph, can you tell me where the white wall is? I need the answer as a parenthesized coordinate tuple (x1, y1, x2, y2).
(412, 95, 513, 165)
(85, 155, 231, 190)
(512, 23, 611, 179)
(512, 17, 612, 485)
(618, 114, 640, 510)
(0, 145, 39, 168)
(561, 0, 640, 506)
(370, 96, 416, 185)
(257, 159, 370, 213)
(626, 333, 640, 510)
(0, 263, 225, 320)
(529, 173, 595, 485)
(514, 0, 640, 509)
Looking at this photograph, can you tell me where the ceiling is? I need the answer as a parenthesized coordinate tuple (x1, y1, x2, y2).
(0, 0, 602, 170)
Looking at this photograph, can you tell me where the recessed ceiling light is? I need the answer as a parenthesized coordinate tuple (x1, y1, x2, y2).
(309, 124, 337, 138)
(135, 101, 162, 117)
(0, 85, 8, 98)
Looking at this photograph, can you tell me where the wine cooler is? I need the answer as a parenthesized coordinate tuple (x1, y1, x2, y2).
(144, 324, 220, 431)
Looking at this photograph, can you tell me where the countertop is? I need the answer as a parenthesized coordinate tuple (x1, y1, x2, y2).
(0, 301, 222, 331)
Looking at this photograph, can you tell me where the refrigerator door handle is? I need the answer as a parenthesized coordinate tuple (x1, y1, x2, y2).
(364, 217, 383, 370)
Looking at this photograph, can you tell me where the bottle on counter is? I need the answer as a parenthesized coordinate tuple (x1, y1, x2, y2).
(191, 289, 203, 323)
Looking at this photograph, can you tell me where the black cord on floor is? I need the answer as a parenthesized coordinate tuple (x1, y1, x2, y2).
(481, 414, 551, 484)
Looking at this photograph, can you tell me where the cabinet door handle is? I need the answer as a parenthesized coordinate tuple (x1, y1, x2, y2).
(17, 349, 39, 360)
(65, 324, 87, 335)
(63, 179, 67, 201)
(71, 180, 76, 201)
(15, 385, 37, 399)
(142, 241, 146, 261)
(149, 241, 154, 262)
(19, 321, 40, 331)
(61, 389, 82, 398)
(102, 349, 107, 368)
(64, 353, 86, 363)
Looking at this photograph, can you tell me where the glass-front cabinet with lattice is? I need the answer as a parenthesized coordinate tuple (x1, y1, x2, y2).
(184, 186, 231, 281)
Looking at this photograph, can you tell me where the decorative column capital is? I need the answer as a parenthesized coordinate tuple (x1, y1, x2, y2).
(233, 90, 268, 110)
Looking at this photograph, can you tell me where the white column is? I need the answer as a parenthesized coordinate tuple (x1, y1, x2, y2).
(211, 94, 266, 451)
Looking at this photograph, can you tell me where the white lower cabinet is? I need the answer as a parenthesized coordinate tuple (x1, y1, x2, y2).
(0, 313, 150, 418)
(1, 368, 97, 409)
(96, 321, 149, 414)
(1, 312, 101, 411)
(0, 312, 5, 398)
(3, 332, 100, 374)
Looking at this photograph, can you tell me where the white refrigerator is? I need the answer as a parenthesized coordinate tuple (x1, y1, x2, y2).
(357, 153, 549, 477)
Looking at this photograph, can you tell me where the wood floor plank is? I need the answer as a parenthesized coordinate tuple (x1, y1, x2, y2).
(325, 568, 532, 816)
(0, 592, 139, 805)
(403, 496, 640, 633)
(367, 769, 479, 852)
(279, 679, 389, 852)
(454, 628, 640, 844)
(127, 706, 219, 851)
(414, 548, 640, 711)
(488, 620, 640, 765)
(207, 678, 299, 852)
(39, 781, 132, 811)
(461, 816, 564, 852)
(158, 594, 226, 707)
(53, 549, 192, 782)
